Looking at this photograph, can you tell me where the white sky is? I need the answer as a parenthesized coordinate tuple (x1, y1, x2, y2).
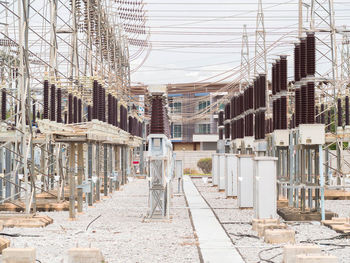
(129, 0, 350, 86)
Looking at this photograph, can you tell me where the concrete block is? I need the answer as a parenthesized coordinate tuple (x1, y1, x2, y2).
(2, 248, 36, 263)
(283, 245, 322, 263)
(257, 223, 287, 237)
(264, 229, 295, 244)
(295, 254, 338, 263)
(68, 248, 104, 263)
(0, 237, 10, 253)
(331, 217, 348, 222)
(252, 218, 279, 231)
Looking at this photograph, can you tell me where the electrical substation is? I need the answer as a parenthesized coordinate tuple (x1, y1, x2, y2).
(0, 0, 349, 262)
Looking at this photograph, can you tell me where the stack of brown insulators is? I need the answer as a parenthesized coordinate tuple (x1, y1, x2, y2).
(307, 82, 315, 124)
(128, 116, 133, 134)
(102, 88, 106, 122)
(108, 94, 112, 124)
(43, 80, 49, 119)
(225, 103, 230, 139)
(68, 93, 73, 124)
(306, 32, 315, 76)
(300, 85, 307, 124)
(295, 89, 301, 127)
(87, 105, 92, 121)
(294, 44, 301, 82)
(32, 100, 36, 123)
(57, 88, 62, 123)
(98, 84, 103, 121)
(346, 97, 349, 126)
(1, 88, 6, 121)
(50, 84, 56, 121)
(338, 98, 342, 127)
(259, 74, 266, 108)
(327, 110, 331, 132)
(150, 96, 169, 136)
(300, 38, 307, 79)
(92, 80, 98, 119)
(272, 63, 276, 96)
(115, 98, 118, 127)
(73, 96, 78, 123)
(78, 99, 82, 123)
(218, 110, 224, 140)
(316, 106, 320, 123)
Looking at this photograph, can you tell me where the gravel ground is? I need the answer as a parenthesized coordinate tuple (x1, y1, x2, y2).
(193, 177, 350, 263)
(0, 179, 199, 263)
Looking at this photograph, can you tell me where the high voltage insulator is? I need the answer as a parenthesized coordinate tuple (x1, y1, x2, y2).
(43, 80, 49, 119)
(259, 74, 266, 108)
(57, 88, 62, 123)
(68, 94, 73, 124)
(307, 82, 315, 124)
(32, 100, 36, 123)
(108, 94, 112, 124)
(306, 32, 316, 76)
(50, 84, 56, 121)
(73, 96, 78, 124)
(276, 98, 281, 129)
(327, 109, 331, 132)
(281, 96, 287, 129)
(338, 98, 342, 127)
(272, 63, 276, 95)
(280, 56, 287, 91)
(294, 44, 301, 82)
(295, 88, 301, 127)
(275, 60, 280, 93)
(316, 106, 320, 123)
(321, 104, 325, 124)
(87, 105, 92, 122)
(301, 85, 307, 124)
(78, 99, 82, 123)
(1, 89, 6, 121)
(300, 38, 307, 79)
(115, 98, 118, 127)
(92, 80, 98, 119)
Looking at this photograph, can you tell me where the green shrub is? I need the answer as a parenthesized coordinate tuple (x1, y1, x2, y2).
(197, 158, 212, 174)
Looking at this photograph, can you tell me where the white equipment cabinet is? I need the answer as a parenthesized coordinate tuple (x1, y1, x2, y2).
(212, 154, 218, 186)
(218, 153, 226, 191)
(225, 154, 238, 197)
(237, 155, 254, 208)
(253, 157, 278, 218)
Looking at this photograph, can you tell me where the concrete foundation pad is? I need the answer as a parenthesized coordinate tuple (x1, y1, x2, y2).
(68, 248, 104, 263)
(257, 223, 287, 237)
(283, 244, 322, 263)
(264, 229, 295, 244)
(0, 237, 10, 253)
(331, 224, 350, 233)
(295, 254, 338, 263)
(252, 218, 279, 231)
(278, 207, 336, 221)
(2, 248, 36, 263)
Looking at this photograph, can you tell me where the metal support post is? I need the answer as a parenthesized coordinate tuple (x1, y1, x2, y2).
(88, 143, 93, 206)
(77, 143, 83, 213)
(104, 144, 108, 196)
(69, 143, 76, 219)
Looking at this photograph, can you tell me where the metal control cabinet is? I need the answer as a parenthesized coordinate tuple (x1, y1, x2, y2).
(212, 154, 218, 186)
(237, 155, 254, 208)
(253, 157, 278, 219)
(225, 154, 238, 197)
(218, 153, 226, 191)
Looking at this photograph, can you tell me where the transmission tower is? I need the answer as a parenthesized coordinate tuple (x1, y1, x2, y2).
(341, 27, 350, 85)
(254, 0, 267, 76)
(239, 25, 250, 92)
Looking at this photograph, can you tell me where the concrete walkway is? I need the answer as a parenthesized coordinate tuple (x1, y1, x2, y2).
(183, 175, 245, 263)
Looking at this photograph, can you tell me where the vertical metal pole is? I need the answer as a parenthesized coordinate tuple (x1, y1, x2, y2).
(96, 143, 100, 201)
(319, 144, 325, 220)
(69, 143, 76, 219)
(288, 132, 294, 207)
(307, 148, 312, 209)
(77, 143, 83, 213)
(104, 144, 108, 196)
(88, 143, 93, 206)
(5, 148, 10, 199)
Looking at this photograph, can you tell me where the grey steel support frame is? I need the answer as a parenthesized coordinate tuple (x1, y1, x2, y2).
(77, 143, 84, 213)
(88, 143, 93, 206)
(104, 144, 108, 196)
(69, 143, 76, 219)
(96, 143, 100, 202)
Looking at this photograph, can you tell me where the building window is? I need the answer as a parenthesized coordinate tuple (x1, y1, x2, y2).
(170, 102, 181, 113)
(173, 124, 182, 138)
(197, 124, 210, 134)
(198, 101, 210, 111)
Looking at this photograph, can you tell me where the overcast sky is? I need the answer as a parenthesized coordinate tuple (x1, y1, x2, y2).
(129, 0, 350, 85)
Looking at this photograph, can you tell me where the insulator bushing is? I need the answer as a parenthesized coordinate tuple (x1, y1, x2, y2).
(307, 82, 315, 124)
(218, 111, 224, 126)
(272, 64, 276, 95)
(68, 93, 73, 124)
(300, 38, 307, 79)
(260, 111, 265, 139)
(280, 56, 287, 91)
(316, 106, 320, 123)
(225, 123, 230, 139)
(281, 96, 287, 129)
(102, 88, 106, 122)
(57, 88, 62, 123)
(225, 103, 230, 120)
(276, 98, 281, 129)
(276, 60, 280, 93)
(321, 104, 325, 124)
(346, 97, 349, 126)
(78, 99, 82, 123)
(301, 85, 307, 124)
(259, 74, 266, 108)
(273, 100, 276, 131)
(87, 105, 92, 121)
(306, 32, 315, 76)
(254, 79, 258, 110)
(73, 96, 78, 123)
(32, 100, 36, 123)
(128, 116, 133, 134)
(64, 112, 67, 124)
(219, 129, 223, 140)
(294, 44, 301, 82)
(108, 94, 112, 124)
(98, 84, 103, 121)
(230, 97, 234, 118)
(295, 88, 301, 127)
(1, 88, 6, 121)
(338, 98, 342, 127)
(92, 80, 98, 119)
(43, 80, 49, 119)
(50, 84, 56, 121)
(115, 98, 118, 127)
(249, 85, 253, 109)
(327, 109, 331, 132)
